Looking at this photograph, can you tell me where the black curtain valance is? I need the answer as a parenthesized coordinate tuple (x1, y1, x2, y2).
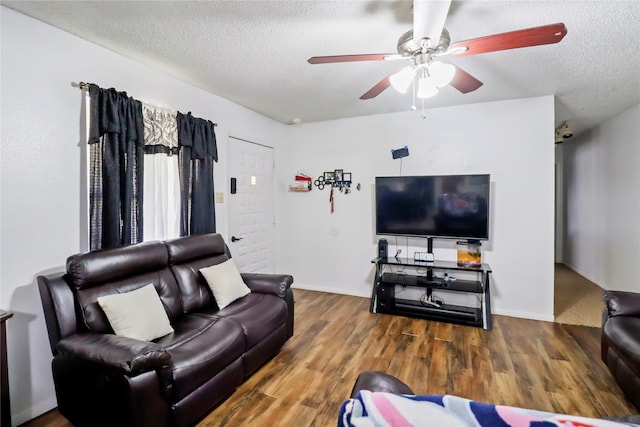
(88, 86, 144, 145)
(177, 112, 218, 160)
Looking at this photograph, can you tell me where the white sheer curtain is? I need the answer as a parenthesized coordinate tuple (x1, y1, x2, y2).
(142, 103, 180, 241)
(143, 154, 180, 241)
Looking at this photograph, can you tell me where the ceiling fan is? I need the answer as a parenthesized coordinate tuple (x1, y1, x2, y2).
(308, 0, 567, 101)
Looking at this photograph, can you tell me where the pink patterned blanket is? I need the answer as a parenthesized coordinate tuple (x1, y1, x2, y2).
(339, 391, 638, 427)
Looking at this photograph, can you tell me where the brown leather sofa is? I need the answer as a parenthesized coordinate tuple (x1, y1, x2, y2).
(602, 290, 640, 411)
(37, 233, 294, 427)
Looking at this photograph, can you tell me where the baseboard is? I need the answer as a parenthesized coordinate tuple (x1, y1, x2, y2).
(292, 285, 555, 322)
(493, 308, 554, 323)
(560, 262, 606, 289)
(291, 284, 370, 299)
(12, 397, 58, 426)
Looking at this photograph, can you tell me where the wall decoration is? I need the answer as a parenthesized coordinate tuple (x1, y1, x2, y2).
(323, 171, 335, 182)
(314, 169, 353, 192)
(313, 169, 354, 212)
(289, 171, 312, 192)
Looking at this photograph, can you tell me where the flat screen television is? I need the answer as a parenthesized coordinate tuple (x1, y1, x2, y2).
(375, 174, 490, 240)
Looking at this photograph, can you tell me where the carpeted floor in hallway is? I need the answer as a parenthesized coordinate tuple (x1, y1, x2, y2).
(554, 263, 604, 328)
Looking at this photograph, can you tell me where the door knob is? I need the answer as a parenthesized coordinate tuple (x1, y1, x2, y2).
(231, 236, 243, 242)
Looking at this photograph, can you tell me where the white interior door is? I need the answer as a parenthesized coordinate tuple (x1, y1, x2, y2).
(228, 137, 275, 273)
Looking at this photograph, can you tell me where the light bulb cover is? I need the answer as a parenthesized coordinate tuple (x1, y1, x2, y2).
(389, 66, 415, 94)
(417, 76, 438, 99)
(429, 61, 456, 88)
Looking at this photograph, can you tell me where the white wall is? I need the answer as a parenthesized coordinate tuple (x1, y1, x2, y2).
(555, 144, 564, 263)
(562, 103, 640, 291)
(277, 96, 556, 321)
(0, 7, 286, 425)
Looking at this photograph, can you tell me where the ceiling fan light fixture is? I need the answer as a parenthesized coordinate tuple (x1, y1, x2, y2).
(389, 66, 415, 94)
(417, 75, 438, 99)
(428, 61, 456, 88)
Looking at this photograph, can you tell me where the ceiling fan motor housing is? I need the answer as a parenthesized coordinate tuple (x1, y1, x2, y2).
(397, 28, 451, 56)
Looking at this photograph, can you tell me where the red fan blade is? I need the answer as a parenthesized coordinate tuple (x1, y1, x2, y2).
(360, 75, 392, 99)
(448, 23, 567, 57)
(447, 62, 483, 94)
(308, 54, 398, 64)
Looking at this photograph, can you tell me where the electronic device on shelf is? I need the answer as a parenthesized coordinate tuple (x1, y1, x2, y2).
(375, 174, 490, 240)
(378, 239, 388, 259)
(381, 272, 447, 288)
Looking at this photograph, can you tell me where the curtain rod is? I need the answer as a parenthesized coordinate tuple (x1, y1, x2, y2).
(78, 82, 217, 127)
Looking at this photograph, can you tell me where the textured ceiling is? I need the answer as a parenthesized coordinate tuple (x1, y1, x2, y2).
(3, 0, 639, 136)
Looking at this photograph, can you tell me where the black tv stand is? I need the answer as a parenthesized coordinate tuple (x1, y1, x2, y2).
(371, 256, 492, 330)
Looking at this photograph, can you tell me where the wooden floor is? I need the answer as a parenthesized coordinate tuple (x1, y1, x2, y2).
(22, 289, 638, 427)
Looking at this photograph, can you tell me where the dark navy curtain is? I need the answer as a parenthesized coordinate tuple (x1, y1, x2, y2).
(88, 84, 145, 250)
(176, 112, 218, 236)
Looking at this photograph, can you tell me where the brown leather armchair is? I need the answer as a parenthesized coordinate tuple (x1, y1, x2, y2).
(602, 290, 640, 411)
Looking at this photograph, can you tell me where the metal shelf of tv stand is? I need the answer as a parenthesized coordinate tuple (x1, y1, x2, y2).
(370, 257, 492, 330)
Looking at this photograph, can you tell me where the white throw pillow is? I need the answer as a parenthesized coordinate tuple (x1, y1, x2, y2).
(97, 284, 174, 341)
(200, 259, 251, 309)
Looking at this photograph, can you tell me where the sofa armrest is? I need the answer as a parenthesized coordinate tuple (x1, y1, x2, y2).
(603, 290, 640, 318)
(241, 273, 293, 298)
(350, 371, 414, 397)
(57, 333, 171, 376)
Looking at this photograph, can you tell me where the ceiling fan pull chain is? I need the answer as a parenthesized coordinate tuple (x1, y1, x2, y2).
(411, 78, 417, 111)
